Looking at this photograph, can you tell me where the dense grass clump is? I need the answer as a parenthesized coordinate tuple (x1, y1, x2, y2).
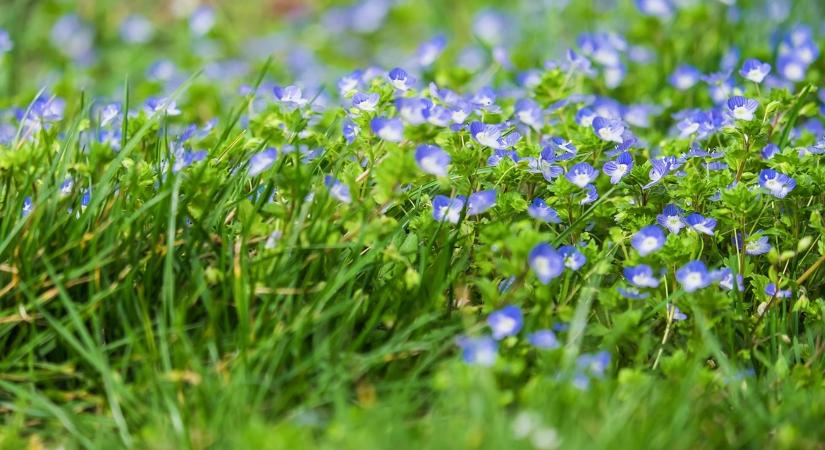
(2, 0, 825, 448)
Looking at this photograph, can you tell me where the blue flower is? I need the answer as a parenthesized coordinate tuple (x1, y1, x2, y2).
(744, 235, 771, 256)
(248, 148, 278, 177)
(22, 196, 33, 217)
(98, 103, 121, 128)
(565, 49, 596, 76)
(119, 14, 154, 44)
(456, 336, 497, 367)
(765, 283, 792, 298)
(0, 29, 12, 53)
(471, 87, 497, 110)
(777, 54, 808, 82)
(51, 14, 95, 64)
(685, 213, 716, 235)
(144, 97, 181, 116)
(467, 190, 497, 216)
(488, 149, 519, 167)
(669, 65, 702, 90)
(514, 99, 544, 130)
(432, 195, 465, 223)
(711, 268, 744, 291)
(370, 117, 405, 142)
(592, 117, 626, 143)
(527, 198, 562, 224)
(273, 85, 308, 107)
(635, 0, 674, 19)
(676, 261, 711, 292)
(726, 96, 758, 121)
(656, 204, 685, 234)
(388, 67, 416, 91)
(470, 122, 521, 150)
(351, 92, 380, 111)
(529, 243, 565, 284)
(578, 184, 599, 205)
(415, 144, 450, 177)
(416, 35, 446, 66)
(758, 169, 796, 198)
(487, 305, 524, 340)
(544, 137, 577, 160)
(631, 225, 666, 256)
(624, 264, 660, 288)
(342, 119, 359, 144)
(644, 157, 677, 189)
(528, 330, 560, 349)
(560, 246, 586, 270)
(396, 97, 432, 125)
(575, 107, 597, 127)
(617, 287, 650, 300)
(668, 305, 687, 321)
(739, 59, 771, 83)
(189, 5, 216, 36)
(337, 70, 362, 96)
(602, 151, 633, 184)
(576, 351, 611, 377)
(324, 176, 352, 204)
(171, 149, 207, 173)
(565, 162, 599, 188)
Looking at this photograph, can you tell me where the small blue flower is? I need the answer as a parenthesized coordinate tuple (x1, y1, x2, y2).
(617, 286, 650, 300)
(575, 107, 597, 127)
(22, 196, 33, 217)
(432, 195, 465, 223)
(396, 97, 432, 125)
(370, 117, 405, 142)
(470, 122, 521, 150)
(488, 149, 519, 167)
(592, 117, 626, 143)
(529, 243, 565, 284)
(144, 97, 180, 116)
(338, 70, 362, 96)
(668, 304, 687, 321)
(726, 96, 758, 121)
(172, 150, 207, 173)
(248, 148, 278, 177)
(189, 5, 216, 36)
(624, 264, 660, 288)
(565, 162, 599, 188)
(498, 276, 516, 293)
(0, 29, 13, 53)
(416, 34, 446, 66)
(415, 144, 450, 177)
(388, 67, 415, 91)
(456, 336, 497, 367)
(273, 85, 308, 107)
(351, 92, 379, 111)
(514, 99, 544, 130)
(544, 137, 577, 160)
(527, 198, 562, 224)
(119, 14, 154, 44)
(527, 330, 560, 349)
(342, 119, 359, 144)
(578, 184, 599, 205)
(711, 268, 744, 291)
(745, 235, 771, 256)
(324, 176, 352, 204)
(676, 261, 712, 292)
(669, 65, 702, 90)
(602, 152, 633, 184)
(576, 351, 611, 377)
(487, 305, 524, 340)
(631, 225, 666, 256)
(635, 0, 674, 19)
(685, 213, 716, 235)
(758, 169, 796, 198)
(777, 54, 808, 82)
(467, 190, 497, 216)
(560, 246, 586, 270)
(99, 103, 121, 128)
(765, 283, 792, 298)
(656, 204, 685, 234)
(739, 59, 771, 83)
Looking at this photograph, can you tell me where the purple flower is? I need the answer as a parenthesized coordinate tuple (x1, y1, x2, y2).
(529, 243, 565, 284)
(248, 148, 278, 177)
(527, 198, 562, 224)
(765, 283, 792, 298)
(624, 264, 660, 288)
(415, 144, 450, 177)
(566, 162, 599, 188)
(631, 225, 666, 256)
(685, 213, 716, 235)
(432, 195, 465, 223)
(603, 152, 633, 184)
(487, 305, 523, 340)
(0, 29, 13, 53)
(467, 190, 497, 216)
(370, 117, 404, 142)
(560, 246, 586, 270)
(726, 96, 758, 121)
(656, 204, 685, 234)
(676, 261, 711, 292)
(456, 336, 497, 367)
(528, 330, 560, 349)
(739, 59, 771, 83)
(758, 169, 796, 198)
